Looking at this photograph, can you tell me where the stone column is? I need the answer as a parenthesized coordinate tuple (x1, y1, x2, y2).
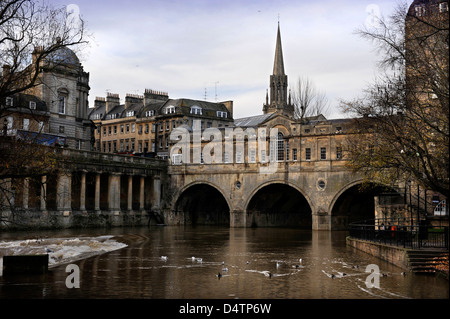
(95, 173, 100, 211)
(108, 173, 121, 213)
(40, 175, 47, 211)
(56, 171, 72, 215)
(152, 177, 161, 210)
(80, 171, 87, 211)
(139, 176, 145, 211)
(127, 175, 133, 211)
(22, 177, 29, 210)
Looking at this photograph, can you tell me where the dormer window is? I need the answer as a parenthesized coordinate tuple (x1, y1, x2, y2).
(439, 2, 448, 12)
(29, 101, 36, 110)
(145, 110, 155, 117)
(190, 106, 202, 115)
(217, 111, 227, 118)
(126, 110, 135, 117)
(415, 5, 425, 16)
(166, 106, 176, 114)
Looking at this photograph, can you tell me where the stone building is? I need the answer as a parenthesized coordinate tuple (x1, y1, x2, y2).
(88, 90, 234, 159)
(23, 43, 93, 150)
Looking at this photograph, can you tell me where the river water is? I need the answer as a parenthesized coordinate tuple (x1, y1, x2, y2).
(0, 226, 448, 299)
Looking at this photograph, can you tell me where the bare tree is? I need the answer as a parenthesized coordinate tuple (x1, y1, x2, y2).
(340, 1, 449, 197)
(291, 76, 330, 120)
(1, 0, 89, 227)
(1, 0, 89, 110)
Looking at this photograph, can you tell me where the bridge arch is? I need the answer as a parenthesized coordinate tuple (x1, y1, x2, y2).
(172, 181, 231, 225)
(245, 181, 313, 228)
(330, 180, 401, 230)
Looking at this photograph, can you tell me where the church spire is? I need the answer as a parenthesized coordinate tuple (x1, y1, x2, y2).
(263, 22, 294, 118)
(273, 22, 285, 76)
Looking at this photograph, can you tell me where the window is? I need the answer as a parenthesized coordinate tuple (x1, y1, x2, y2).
(236, 151, 242, 163)
(58, 95, 66, 114)
(166, 106, 175, 114)
(38, 121, 44, 132)
(113, 126, 117, 134)
(103, 127, 106, 136)
(250, 149, 256, 163)
(145, 110, 155, 117)
(190, 106, 202, 115)
(126, 124, 130, 133)
(305, 148, 311, 161)
(138, 125, 143, 134)
(293, 149, 298, 161)
(415, 5, 425, 16)
(59, 126, 65, 133)
(120, 125, 124, 133)
(320, 147, 327, 160)
(29, 101, 36, 110)
(224, 152, 229, 163)
(126, 110, 135, 117)
(23, 118, 29, 131)
(277, 132, 284, 161)
(5, 97, 13, 106)
(336, 147, 343, 160)
(217, 111, 227, 118)
(439, 2, 448, 12)
(108, 126, 111, 135)
(131, 123, 135, 133)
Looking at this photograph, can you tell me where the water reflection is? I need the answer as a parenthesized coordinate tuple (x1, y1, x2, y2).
(0, 226, 448, 299)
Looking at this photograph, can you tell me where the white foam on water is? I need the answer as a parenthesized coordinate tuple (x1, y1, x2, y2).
(0, 235, 127, 276)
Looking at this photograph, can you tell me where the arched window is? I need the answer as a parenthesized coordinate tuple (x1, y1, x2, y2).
(277, 132, 284, 161)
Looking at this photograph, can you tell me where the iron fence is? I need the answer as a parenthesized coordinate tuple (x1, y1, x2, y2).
(349, 219, 449, 250)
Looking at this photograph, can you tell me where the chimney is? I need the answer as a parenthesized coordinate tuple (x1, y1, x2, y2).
(94, 96, 106, 109)
(222, 100, 233, 119)
(106, 93, 120, 114)
(125, 93, 144, 109)
(144, 89, 169, 105)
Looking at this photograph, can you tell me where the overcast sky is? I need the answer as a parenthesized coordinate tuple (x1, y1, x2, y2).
(52, 0, 400, 119)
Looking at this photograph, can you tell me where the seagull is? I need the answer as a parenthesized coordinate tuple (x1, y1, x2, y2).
(196, 258, 203, 263)
(161, 256, 168, 261)
(222, 267, 228, 272)
(276, 261, 282, 268)
(191, 256, 196, 261)
(45, 247, 53, 253)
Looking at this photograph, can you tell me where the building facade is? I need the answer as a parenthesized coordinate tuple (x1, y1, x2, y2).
(88, 90, 234, 159)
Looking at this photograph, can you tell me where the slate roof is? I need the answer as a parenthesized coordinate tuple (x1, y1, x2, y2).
(234, 113, 275, 127)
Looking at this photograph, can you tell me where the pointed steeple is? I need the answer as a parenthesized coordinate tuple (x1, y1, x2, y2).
(263, 22, 294, 118)
(273, 22, 285, 76)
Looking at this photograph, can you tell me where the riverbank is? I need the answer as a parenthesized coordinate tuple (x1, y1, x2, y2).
(347, 236, 449, 278)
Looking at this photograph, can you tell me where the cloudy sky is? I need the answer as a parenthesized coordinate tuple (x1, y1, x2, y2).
(52, 0, 400, 119)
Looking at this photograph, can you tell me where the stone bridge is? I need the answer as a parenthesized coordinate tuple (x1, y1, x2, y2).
(164, 160, 386, 230)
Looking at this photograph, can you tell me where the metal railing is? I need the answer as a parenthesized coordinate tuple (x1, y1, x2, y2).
(349, 218, 449, 250)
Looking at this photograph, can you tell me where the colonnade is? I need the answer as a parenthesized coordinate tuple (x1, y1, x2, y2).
(1, 169, 163, 228)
